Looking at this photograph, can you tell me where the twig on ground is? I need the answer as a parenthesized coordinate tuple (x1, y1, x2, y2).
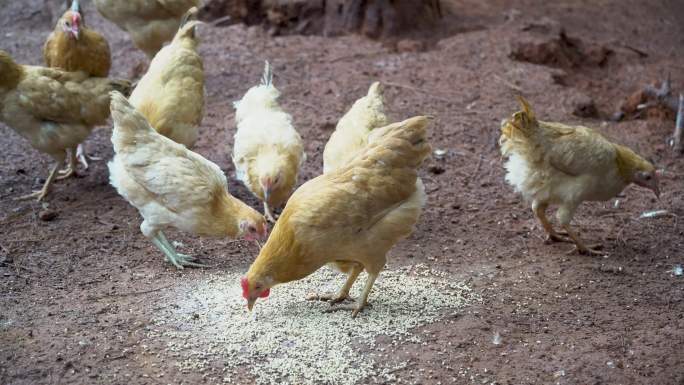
(210, 15, 232, 27)
(493, 74, 523, 93)
(673, 94, 684, 153)
(327, 51, 388, 63)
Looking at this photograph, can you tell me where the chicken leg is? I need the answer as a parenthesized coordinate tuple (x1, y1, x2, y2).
(533, 203, 571, 243)
(76, 143, 101, 170)
(325, 271, 378, 318)
(307, 264, 363, 304)
(151, 231, 206, 269)
(57, 147, 78, 180)
(15, 152, 66, 201)
(561, 224, 603, 255)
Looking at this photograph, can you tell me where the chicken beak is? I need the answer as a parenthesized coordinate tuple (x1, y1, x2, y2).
(247, 298, 256, 312)
(71, 15, 80, 39)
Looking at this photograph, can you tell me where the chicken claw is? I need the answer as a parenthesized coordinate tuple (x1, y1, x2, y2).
(152, 231, 207, 269)
(15, 160, 62, 201)
(568, 244, 604, 256)
(544, 233, 572, 244)
(306, 292, 352, 304)
(324, 302, 371, 318)
(561, 225, 604, 256)
(16, 189, 49, 202)
(166, 253, 207, 269)
(56, 148, 79, 180)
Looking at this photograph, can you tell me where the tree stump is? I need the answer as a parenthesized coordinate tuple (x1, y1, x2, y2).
(199, 0, 442, 38)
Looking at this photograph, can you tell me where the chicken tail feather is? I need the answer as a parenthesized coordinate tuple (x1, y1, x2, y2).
(109, 91, 155, 150)
(500, 95, 538, 146)
(261, 60, 273, 87)
(366, 116, 432, 170)
(177, 7, 202, 39)
(180, 6, 199, 28)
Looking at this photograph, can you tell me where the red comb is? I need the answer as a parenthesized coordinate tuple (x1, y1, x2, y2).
(240, 276, 249, 299)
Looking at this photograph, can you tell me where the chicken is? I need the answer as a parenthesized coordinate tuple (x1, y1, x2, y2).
(129, 7, 204, 147)
(93, 0, 200, 58)
(44, 0, 111, 77)
(44, 0, 112, 170)
(107, 91, 268, 269)
(232, 61, 305, 222)
(499, 97, 660, 254)
(323, 81, 388, 173)
(241, 116, 431, 317)
(0, 50, 131, 201)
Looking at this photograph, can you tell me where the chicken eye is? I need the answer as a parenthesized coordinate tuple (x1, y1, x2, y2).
(644, 174, 652, 181)
(65, 21, 71, 27)
(248, 226, 256, 233)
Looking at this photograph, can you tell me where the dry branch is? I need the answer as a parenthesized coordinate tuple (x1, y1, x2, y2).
(674, 94, 684, 153)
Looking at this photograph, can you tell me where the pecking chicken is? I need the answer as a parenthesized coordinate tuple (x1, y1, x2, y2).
(44, 0, 113, 170)
(241, 116, 431, 317)
(323, 81, 388, 173)
(129, 7, 204, 148)
(0, 50, 131, 201)
(108, 91, 268, 269)
(500, 96, 660, 254)
(93, 0, 200, 58)
(232, 61, 305, 222)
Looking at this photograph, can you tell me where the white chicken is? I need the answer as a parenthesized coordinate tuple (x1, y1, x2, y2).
(232, 61, 305, 222)
(108, 91, 267, 269)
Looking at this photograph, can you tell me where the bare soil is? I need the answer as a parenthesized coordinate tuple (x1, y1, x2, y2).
(1, 1, 684, 384)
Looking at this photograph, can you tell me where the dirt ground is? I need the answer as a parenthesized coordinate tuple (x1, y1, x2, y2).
(1, 0, 684, 384)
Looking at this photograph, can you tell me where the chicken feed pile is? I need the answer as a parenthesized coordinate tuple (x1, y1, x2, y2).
(145, 264, 477, 384)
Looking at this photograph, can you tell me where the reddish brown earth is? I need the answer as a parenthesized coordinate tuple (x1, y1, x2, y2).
(1, 1, 684, 384)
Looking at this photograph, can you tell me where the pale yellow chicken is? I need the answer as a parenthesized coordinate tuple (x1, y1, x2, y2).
(108, 91, 268, 269)
(129, 7, 204, 147)
(232, 61, 305, 222)
(241, 116, 431, 317)
(93, 0, 200, 58)
(500, 97, 660, 254)
(0, 50, 131, 201)
(323, 81, 388, 173)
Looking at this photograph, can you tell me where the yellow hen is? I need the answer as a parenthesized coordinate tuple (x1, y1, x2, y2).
(0, 50, 131, 201)
(500, 97, 660, 254)
(242, 116, 431, 317)
(129, 7, 204, 148)
(93, 0, 200, 58)
(323, 81, 388, 173)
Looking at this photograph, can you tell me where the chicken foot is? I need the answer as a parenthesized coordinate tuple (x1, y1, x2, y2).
(561, 224, 604, 255)
(533, 204, 572, 243)
(151, 231, 206, 269)
(57, 148, 78, 180)
(307, 264, 363, 304)
(76, 143, 101, 170)
(15, 153, 65, 201)
(325, 271, 378, 318)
